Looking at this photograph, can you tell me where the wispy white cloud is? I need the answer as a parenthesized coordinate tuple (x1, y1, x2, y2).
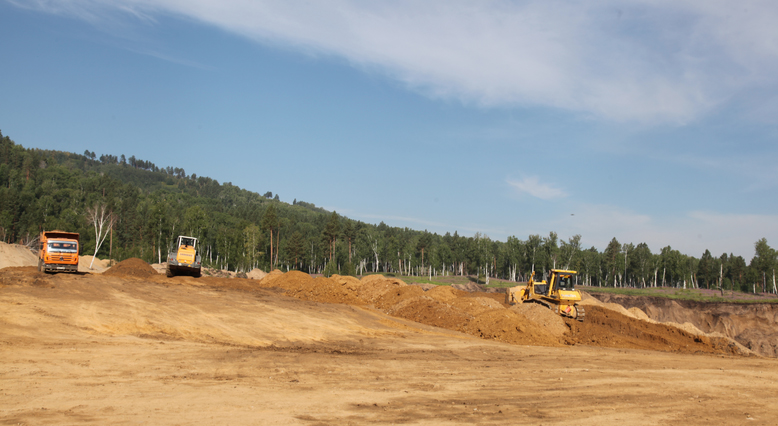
(507, 177, 567, 200)
(12, 0, 778, 123)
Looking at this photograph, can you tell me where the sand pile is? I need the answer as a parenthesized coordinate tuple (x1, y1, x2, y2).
(628, 306, 652, 321)
(329, 274, 361, 292)
(246, 268, 267, 280)
(79, 255, 111, 273)
(373, 285, 426, 310)
(462, 309, 563, 346)
(450, 296, 504, 316)
(579, 295, 650, 320)
(285, 276, 363, 305)
(451, 283, 486, 292)
(259, 269, 284, 285)
(357, 274, 407, 303)
(258, 270, 312, 289)
(0, 242, 38, 269)
(510, 302, 569, 338)
(425, 286, 464, 303)
(257, 271, 363, 305)
(103, 258, 158, 279)
(387, 296, 473, 329)
(150, 263, 168, 274)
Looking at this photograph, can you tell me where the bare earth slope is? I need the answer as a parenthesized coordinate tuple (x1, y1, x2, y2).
(1, 266, 777, 425)
(591, 293, 778, 357)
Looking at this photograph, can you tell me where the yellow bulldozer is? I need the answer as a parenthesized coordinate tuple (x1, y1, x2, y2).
(505, 269, 585, 321)
(166, 236, 202, 277)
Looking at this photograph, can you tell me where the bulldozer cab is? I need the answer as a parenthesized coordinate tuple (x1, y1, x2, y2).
(554, 274, 575, 291)
(178, 236, 197, 249)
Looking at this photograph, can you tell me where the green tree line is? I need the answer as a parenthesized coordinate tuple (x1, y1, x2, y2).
(1, 131, 776, 293)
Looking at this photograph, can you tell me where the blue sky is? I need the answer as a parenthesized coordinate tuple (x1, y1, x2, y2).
(2, 0, 777, 259)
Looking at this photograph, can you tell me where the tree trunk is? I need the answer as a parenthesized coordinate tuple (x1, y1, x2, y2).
(269, 227, 274, 269)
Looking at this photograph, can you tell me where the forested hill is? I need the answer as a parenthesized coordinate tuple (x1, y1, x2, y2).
(1, 130, 775, 293)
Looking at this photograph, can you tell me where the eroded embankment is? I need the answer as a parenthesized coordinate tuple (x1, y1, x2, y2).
(590, 293, 778, 357)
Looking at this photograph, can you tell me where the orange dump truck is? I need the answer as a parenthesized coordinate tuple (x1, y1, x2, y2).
(38, 230, 80, 273)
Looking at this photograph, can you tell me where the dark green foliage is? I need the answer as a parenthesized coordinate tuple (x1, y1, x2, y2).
(322, 260, 338, 278)
(342, 261, 356, 277)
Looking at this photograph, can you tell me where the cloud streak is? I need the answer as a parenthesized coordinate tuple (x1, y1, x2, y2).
(507, 177, 567, 200)
(13, 0, 778, 124)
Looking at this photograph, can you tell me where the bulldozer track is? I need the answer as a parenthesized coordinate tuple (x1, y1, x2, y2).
(576, 305, 586, 322)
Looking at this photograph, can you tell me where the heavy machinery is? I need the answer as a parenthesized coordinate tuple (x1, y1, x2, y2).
(38, 230, 80, 273)
(505, 269, 585, 321)
(166, 235, 202, 277)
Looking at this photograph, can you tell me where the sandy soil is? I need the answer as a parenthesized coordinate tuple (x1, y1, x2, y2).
(0, 242, 38, 270)
(2, 263, 777, 425)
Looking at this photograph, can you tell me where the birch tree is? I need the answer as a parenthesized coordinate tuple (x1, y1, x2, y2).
(85, 203, 116, 269)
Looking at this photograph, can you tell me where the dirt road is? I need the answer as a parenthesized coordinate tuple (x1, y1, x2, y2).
(2, 266, 777, 425)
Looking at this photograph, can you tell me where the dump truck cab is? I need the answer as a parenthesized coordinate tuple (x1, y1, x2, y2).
(166, 235, 201, 277)
(505, 269, 585, 321)
(38, 231, 80, 273)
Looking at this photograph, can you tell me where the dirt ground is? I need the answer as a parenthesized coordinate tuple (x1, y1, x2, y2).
(2, 263, 778, 425)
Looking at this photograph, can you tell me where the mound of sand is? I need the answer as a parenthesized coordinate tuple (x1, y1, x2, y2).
(0, 242, 38, 269)
(450, 296, 504, 316)
(373, 285, 426, 310)
(357, 275, 407, 303)
(79, 255, 111, 273)
(387, 296, 473, 329)
(451, 282, 486, 292)
(246, 268, 267, 280)
(258, 269, 284, 286)
(409, 283, 437, 291)
(150, 263, 168, 274)
(461, 309, 563, 346)
(258, 269, 307, 289)
(329, 274, 362, 292)
(580, 295, 639, 319)
(425, 286, 464, 303)
(262, 272, 363, 305)
(628, 306, 652, 321)
(103, 258, 158, 279)
(510, 302, 569, 338)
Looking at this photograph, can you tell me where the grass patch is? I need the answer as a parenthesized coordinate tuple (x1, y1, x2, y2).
(371, 273, 520, 289)
(582, 285, 778, 304)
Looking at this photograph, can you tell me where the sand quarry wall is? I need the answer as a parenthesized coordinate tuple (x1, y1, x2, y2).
(245, 270, 747, 357)
(591, 293, 778, 357)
